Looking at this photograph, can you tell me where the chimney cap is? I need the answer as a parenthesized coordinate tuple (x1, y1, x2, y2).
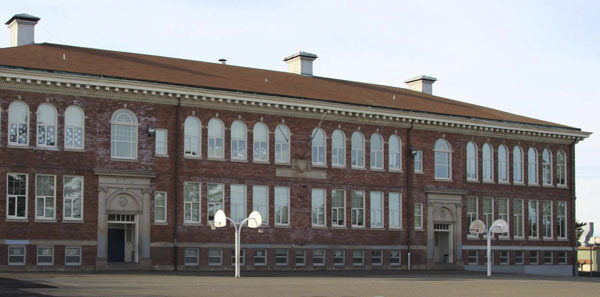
(404, 75, 437, 84)
(5, 13, 40, 25)
(283, 51, 318, 62)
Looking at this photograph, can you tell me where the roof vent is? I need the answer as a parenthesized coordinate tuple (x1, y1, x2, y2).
(284, 51, 318, 76)
(5, 13, 40, 47)
(404, 75, 437, 95)
(218, 58, 227, 65)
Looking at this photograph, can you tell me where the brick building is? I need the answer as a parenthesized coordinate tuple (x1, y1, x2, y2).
(0, 14, 590, 275)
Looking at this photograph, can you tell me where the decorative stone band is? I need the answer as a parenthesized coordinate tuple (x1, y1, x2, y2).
(151, 241, 428, 250)
(1, 239, 97, 246)
(462, 245, 575, 251)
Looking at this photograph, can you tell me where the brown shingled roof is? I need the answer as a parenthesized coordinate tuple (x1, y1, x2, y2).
(0, 43, 573, 129)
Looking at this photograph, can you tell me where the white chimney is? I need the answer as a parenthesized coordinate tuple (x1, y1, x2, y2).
(404, 75, 437, 95)
(5, 13, 40, 47)
(284, 51, 318, 76)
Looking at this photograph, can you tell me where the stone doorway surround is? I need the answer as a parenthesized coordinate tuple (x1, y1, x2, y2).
(94, 169, 156, 270)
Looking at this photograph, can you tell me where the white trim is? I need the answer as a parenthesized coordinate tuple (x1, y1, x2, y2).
(8, 245, 26, 266)
(154, 128, 168, 157)
(274, 186, 290, 226)
(206, 183, 224, 224)
(36, 103, 58, 148)
(63, 175, 84, 221)
(311, 188, 326, 227)
(252, 122, 269, 163)
(35, 174, 56, 220)
(110, 109, 138, 160)
(311, 128, 326, 166)
(230, 120, 247, 161)
(65, 246, 82, 266)
(466, 141, 478, 181)
(252, 185, 269, 226)
(36, 246, 54, 266)
(388, 191, 402, 229)
(207, 118, 225, 160)
(351, 190, 365, 228)
(184, 248, 200, 266)
(7, 100, 30, 147)
(64, 105, 85, 150)
(183, 182, 202, 224)
(369, 191, 384, 229)
(7, 173, 28, 220)
(154, 191, 167, 223)
(207, 248, 223, 266)
(253, 248, 267, 266)
(331, 189, 346, 228)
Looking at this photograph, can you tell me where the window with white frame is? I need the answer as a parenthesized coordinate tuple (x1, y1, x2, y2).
(8, 101, 30, 146)
(208, 118, 224, 159)
(254, 249, 267, 266)
(311, 128, 326, 166)
(110, 109, 138, 159)
(370, 133, 383, 169)
(275, 249, 288, 265)
(184, 116, 201, 157)
(414, 203, 423, 229)
(183, 182, 201, 223)
(208, 248, 222, 266)
(542, 200, 552, 239)
(8, 246, 26, 265)
(275, 124, 290, 163)
(528, 200, 538, 238)
(311, 188, 326, 227)
(37, 103, 57, 148)
(37, 247, 54, 266)
(515, 251, 524, 264)
(65, 247, 82, 266)
(513, 199, 524, 238)
(312, 249, 325, 266)
(155, 128, 167, 156)
(351, 190, 365, 227)
(482, 143, 493, 182)
(513, 146, 524, 184)
(231, 248, 245, 266)
(467, 197, 478, 235)
(466, 142, 477, 181)
(331, 130, 346, 167)
(434, 139, 451, 180)
(544, 251, 553, 264)
(207, 183, 224, 223)
(252, 185, 268, 225)
(558, 251, 567, 264)
(295, 249, 306, 266)
(253, 122, 269, 162)
(64, 105, 84, 149)
(351, 131, 365, 168)
(154, 191, 167, 223)
(230, 184, 247, 222)
(500, 251, 509, 264)
(497, 198, 509, 237)
(530, 250, 539, 264)
(468, 251, 478, 264)
(352, 250, 364, 265)
(63, 176, 83, 220)
(482, 197, 493, 233)
(184, 248, 199, 265)
(542, 149, 552, 186)
(390, 250, 401, 265)
(332, 189, 345, 227)
(498, 145, 508, 183)
(371, 250, 383, 265)
(370, 191, 383, 228)
(389, 192, 401, 229)
(528, 147, 538, 185)
(35, 175, 55, 220)
(274, 186, 290, 225)
(556, 151, 567, 186)
(413, 150, 423, 173)
(557, 201, 567, 239)
(333, 249, 345, 266)
(388, 135, 401, 171)
(231, 120, 247, 160)
(7, 173, 27, 219)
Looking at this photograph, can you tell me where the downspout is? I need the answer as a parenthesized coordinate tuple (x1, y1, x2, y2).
(173, 97, 181, 271)
(406, 121, 414, 270)
(569, 139, 577, 276)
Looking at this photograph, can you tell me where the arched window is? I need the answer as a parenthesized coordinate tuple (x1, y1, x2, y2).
(482, 143, 493, 182)
(331, 130, 345, 167)
(556, 151, 566, 186)
(498, 145, 508, 183)
(513, 146, 524, 183)
(466, 142, 477, 181)
(370, 133, 383, 169)
(311, 128, 326, 165)
(434, 139, 451, 179)
(351, 131, 365, 168)
(8, 101, 29, 145)
(36, 103, 57, 147)
(184, 116, 201, 157)
(388, 135, 401, 171)
(528, 147, 538, 184)
(65, 105, 84, 149)
(231, 120, 247, 160)
(208, 118, 224, 159)
(111, 109, 138, 159)
(542, 149, 552, 185)
(275, 124, 290, 163)
(253, 122, 269, 162)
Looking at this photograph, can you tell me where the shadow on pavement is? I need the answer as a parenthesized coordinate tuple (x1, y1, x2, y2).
(0, 277, 55, 297)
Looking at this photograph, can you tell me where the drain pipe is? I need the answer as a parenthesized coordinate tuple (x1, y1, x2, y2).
(569, 139, 577, 276)
(406, 121, 414, 270)
(173, 97, 181, 271)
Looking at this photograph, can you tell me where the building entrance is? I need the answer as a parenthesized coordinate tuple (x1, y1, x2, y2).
(434, 224, 450, 263)
(107, 214, 137, 263)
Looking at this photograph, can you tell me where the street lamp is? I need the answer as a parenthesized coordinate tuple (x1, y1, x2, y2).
(211, 209, 262, 278)
(486, 219, 508, 277)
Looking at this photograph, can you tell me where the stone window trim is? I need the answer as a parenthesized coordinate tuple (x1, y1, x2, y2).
(64, 105, 85, 150)
(36, 103, 58, 149)
(35, 174, 56, 221)
(110, 109, 138, 160)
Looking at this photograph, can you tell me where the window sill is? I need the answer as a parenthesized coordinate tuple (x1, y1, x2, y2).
(557, 238, 568, 241)
(62, 219, 84, 223)
(528, 237, 540, 241)
(434, 178, 452, 182)
(389, 227, 403, 231)
(6, 218, 29, 223)
(207, 157, 226, 162)
(231, 159, 248, 163)
(252, 160, 270, 165)
(542, 237, 554, 241)
(154, 222, 168, 225)
(183, 222, 202, 226)
(64, 148, 86, 153)
(370, 168, 385, 172)
(332, 225, 346, 229)
(414, 228, 425, 232)
(542, 184, 554, 188)
(111, 158, 139, 162)
(498, 181, 510, 185)
(351, 166, 366, 171)
(482, 180, 495, 184)
(7, 144, 30, 149)
(369, 227, 385, 230)
(414, 171, 424, 174)
(467, 235, 480, 240)
(34, 219, 57, 223)
(35, 146, 59, 151)
(155, 154, 169, 158)
(466, 179, 479, 183)
(513, 182, 525, 186)
(275, 224, 291, 228)
(184, 155, 202, 160)
(274, 162, 291, 166)
(311, 225, 327, 229)
(351, 226, 366, 229)
(513, 237, 525, 241)
(528, 183, 540, 187)
(312, 164, 328, 169)
(388, 168, 403, 173)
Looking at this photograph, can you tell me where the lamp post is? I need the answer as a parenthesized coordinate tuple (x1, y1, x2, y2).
(212, 209, 262, 278)
(486, 219, 508, 277)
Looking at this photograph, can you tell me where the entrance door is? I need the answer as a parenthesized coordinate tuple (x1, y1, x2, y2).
(107, 228, 125, 262)
(434, 231, 450, 263)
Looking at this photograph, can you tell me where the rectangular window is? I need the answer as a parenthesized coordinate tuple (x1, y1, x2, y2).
(542, 201, 552, 239)
(35, 175, 55, 220)
(230, 185, 247, 223)
(295, 249, 306, 266)
(333, 249, 345, 266)
(467, 197, 478, 235)
(371, 250, 383, 265)
(37, 247, 54, 266)
(208, 248, 222, 266)
(254, 249, 267, 266)
(7, 173, 28, 219)
(413, 150, 423, 173)
(500, 251, 509, 264)
(207, 183, 224, 223)
(155, 128, 167, 156)
(370, 191, 383, 228)
(352, 250, 364, 266)
(497, 198, 509, 237)
(8, 246, 26, 265)
(557, 201, 567, 239)
(558, 251, 567, 264)
(544, 251, 553, 264)
(515, 251, 524, 264)
(252, 185, 268, 225)
(332, 189, 345, 227)
(468, 251, 478, 264)
(63, 176, 83, 220)
(530, 251, 539, 264)
(389, 192, 401, 229)
(184, 248, 199, 265)
(482, 197, 493, 234)
(183, 182, 201, 223)
(351, 190, 365, 227)
(274, 187, 290, 226)
(528, 200, 538, 238)
(231, 249, 245, 266)
(65, 247, 82, 266)
(311, 188, 326, 227)
(414, 203, 423, 229)
(312, 249, 325, 266)
(513, 199, 524, 238)
(154, 192, 167, 223)
(390, 250, 401, 265)
(275, 249, 288, 265)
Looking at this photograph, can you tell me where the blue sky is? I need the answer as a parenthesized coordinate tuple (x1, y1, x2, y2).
(4, 0, 599, 236)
